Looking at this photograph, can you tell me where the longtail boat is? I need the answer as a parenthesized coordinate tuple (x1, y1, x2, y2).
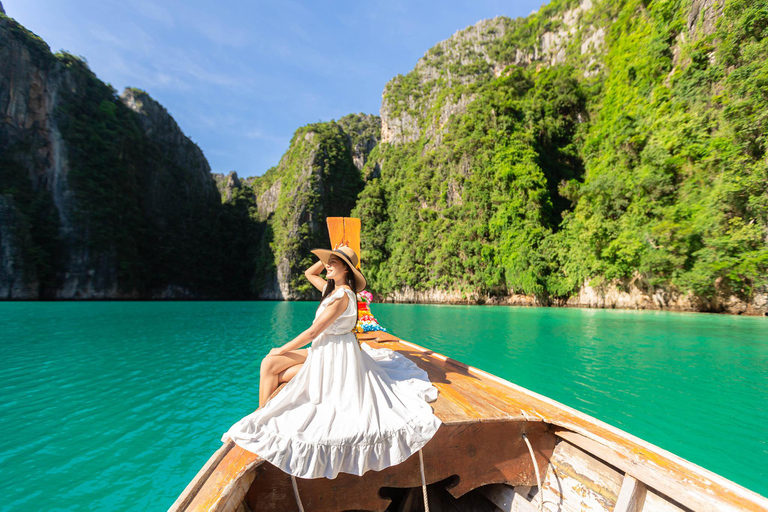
(170, 217, 768, 511)
(169, 330, 768, 512)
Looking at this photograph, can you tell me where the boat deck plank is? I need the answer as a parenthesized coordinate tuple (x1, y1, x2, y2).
(362, 337, 540, 424)
(360, 333, 768, 512)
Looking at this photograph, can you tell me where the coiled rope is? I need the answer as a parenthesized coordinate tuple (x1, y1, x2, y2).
(291, 474, 305, 512)
(419, 448, 430, 512)
(522, 433, 543, 512)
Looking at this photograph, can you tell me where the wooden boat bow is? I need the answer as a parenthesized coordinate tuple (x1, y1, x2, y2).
(170, 332, 768, 512)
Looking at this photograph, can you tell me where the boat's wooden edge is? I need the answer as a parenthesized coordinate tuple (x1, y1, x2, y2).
(169, 385, 288, 512)
(170, 440, 235, 511)
(553, 429, 677, 511)
(170, 443, 263, 512)
(389, 335, 768, 512)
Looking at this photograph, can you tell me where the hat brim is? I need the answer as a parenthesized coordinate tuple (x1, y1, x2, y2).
(310, 248, 367, 293)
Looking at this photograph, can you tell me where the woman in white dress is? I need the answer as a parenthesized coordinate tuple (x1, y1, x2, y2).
(221, 244, 442, 480)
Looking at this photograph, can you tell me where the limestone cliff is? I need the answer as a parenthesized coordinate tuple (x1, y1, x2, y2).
(212, 171, 242, 203)
(120, 88, 219, 206)
(1, 14, 76, 298)
(0, 13, 242, 299)
(566, 279, 768, 316)
(355, 0, 768, 315)
(379, 1, 602, 148)
(3, 3, 765, 315)
(337, 113, 381, 172)
(248, 120, 370, 300)
(0, 195, 38, 298)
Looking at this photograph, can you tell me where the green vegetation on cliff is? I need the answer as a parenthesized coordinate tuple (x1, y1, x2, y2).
(55, 53, 248, 297)
(0, 9, 377, 300)
(237, 117, 373, 298)
(55, 53, 152, 291)
(0, 15, 63, 294)
(356, 65, 585, 298)
(0, 12, 258, 298)
(356, 0, 768, 307)
(552, 0, 768, 301)
(2, 2, 766, 309)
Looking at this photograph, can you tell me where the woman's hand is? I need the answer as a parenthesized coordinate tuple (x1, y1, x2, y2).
(268, 347, 285, 357)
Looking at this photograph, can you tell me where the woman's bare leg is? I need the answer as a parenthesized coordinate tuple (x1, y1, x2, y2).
(258, 349, 308, 407)
(277, 363, 303, 384)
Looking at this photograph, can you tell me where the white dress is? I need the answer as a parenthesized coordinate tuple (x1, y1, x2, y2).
(221, 286, 442, 479)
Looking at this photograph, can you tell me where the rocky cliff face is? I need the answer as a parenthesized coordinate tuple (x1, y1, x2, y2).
(380, 0, 602, 148)
(567, 279, 768, 316)
(250, 120, 372, 300)
(357, 0, 767, 316)
(378, 285, 540, 307)
(1, 14, 74, 298)
(120, 88, 219, 206)
(3, 5, 765, 315)
(208, 116, 379, 301)
(0, 14, 235, 299)
(380, 17, 509, 146)
(0, 195, 38, 298)
(212, 171, 242, 203)
(337, 113, 381, 171)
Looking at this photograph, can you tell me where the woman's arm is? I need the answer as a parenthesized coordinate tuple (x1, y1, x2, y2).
(304, 260, 327, 292)
(305, 242, 349, 292)
(270, 292, 350, 355)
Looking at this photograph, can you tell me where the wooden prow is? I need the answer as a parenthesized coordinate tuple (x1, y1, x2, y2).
(326, 217, 361, 269)
(170, 333, 768, 512)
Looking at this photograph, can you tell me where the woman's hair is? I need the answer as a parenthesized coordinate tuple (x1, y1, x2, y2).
(316, 258, 359, 320)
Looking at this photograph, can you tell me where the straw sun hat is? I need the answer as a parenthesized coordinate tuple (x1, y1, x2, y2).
(310, 246, 367, 293)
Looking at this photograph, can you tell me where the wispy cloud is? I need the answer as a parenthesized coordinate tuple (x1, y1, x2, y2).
(89, 22, 155, 54)
(135, 0, 175, 27)
(194, 22, 251, 48)
(88, 19, 253, 93)
(181, 6, 252, 48)
(244, 128, 287, 143)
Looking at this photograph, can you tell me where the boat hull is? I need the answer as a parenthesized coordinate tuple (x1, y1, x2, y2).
(170, 332, 768, 512)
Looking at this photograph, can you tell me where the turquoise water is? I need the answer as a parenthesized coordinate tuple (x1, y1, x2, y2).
(0, 302, 766, 510)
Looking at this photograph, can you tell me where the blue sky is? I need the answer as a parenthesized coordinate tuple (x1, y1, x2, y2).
(6, 0, 543, 177)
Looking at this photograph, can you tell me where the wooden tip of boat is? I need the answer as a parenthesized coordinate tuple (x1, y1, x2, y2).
(170, 331, 768, 512)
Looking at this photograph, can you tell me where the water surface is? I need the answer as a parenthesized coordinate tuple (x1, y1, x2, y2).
(0, 301, 765, 510)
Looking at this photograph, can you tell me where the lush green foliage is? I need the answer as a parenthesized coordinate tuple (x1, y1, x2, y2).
(337, 113, 381, 154)
(552, 0, 768, 300)
(358, 0, 768, 305)
(356, 64, 586, 299)
(0, 144, 62, 292)
(54, 53, 255, 297)
(0, 13, 54, 66)
(260, 121, 365, 295)
(5, 1, 766, 305)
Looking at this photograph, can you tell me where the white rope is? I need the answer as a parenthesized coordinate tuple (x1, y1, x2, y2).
(419, 448, 430, 512)
(291, 474, 305, 512)
(522, 433, 543, 512)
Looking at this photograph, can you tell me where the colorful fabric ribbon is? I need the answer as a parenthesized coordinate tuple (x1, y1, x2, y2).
(354, 290, 387, 333)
